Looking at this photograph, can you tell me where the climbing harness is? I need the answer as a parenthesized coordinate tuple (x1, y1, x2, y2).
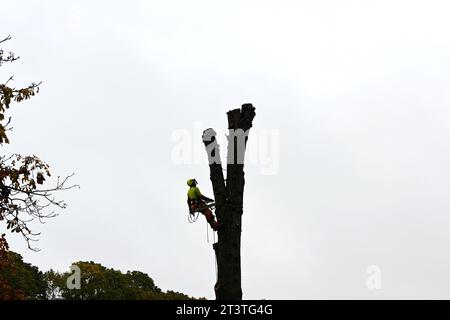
(187, 201, 218, 243)
(197, 202, 216, 212)
(187, 202, 216, 222)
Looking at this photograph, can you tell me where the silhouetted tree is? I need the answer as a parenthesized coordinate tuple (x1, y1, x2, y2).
(202, 103, 256, 300)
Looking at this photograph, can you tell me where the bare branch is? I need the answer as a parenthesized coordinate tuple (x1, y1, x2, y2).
(0, 154, 78, 250)
(0, 35, 11, 44)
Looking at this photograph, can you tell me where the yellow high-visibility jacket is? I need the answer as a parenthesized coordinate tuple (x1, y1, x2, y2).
(187, 187, 202, 200)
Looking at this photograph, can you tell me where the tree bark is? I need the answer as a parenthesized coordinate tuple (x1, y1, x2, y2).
(202, 103, 256, 300)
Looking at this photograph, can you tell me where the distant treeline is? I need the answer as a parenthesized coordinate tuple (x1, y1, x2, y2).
(0, 252, 200, 300)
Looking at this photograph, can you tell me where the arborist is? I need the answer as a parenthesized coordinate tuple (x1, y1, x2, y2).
(186, 178, 222, 231)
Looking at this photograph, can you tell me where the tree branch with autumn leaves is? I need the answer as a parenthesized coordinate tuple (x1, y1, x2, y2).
(0, 35, 78, 251)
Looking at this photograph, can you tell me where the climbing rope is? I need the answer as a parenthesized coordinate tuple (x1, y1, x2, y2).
(204, 213, 219, 244)
(187, 211, 199, 223)
(214, 248, 218, 284)
(206, 221, 218, 244)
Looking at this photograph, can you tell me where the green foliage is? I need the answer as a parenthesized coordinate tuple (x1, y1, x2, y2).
(0, 234, 25, 299)
(163, 290, 194, 300)
(43, 261, 198, 300)
(1, 255, 200, 300)
(0, 248, 46, 299)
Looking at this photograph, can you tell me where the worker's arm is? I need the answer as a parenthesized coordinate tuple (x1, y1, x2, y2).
(200, 195, 214, 203)
(195, 187, 213, 203)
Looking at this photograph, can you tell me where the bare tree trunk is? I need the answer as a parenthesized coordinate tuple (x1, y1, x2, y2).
(202, 104, 256, 300)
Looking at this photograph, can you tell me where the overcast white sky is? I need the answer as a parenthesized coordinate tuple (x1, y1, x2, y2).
(2, 0, 450, 299)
